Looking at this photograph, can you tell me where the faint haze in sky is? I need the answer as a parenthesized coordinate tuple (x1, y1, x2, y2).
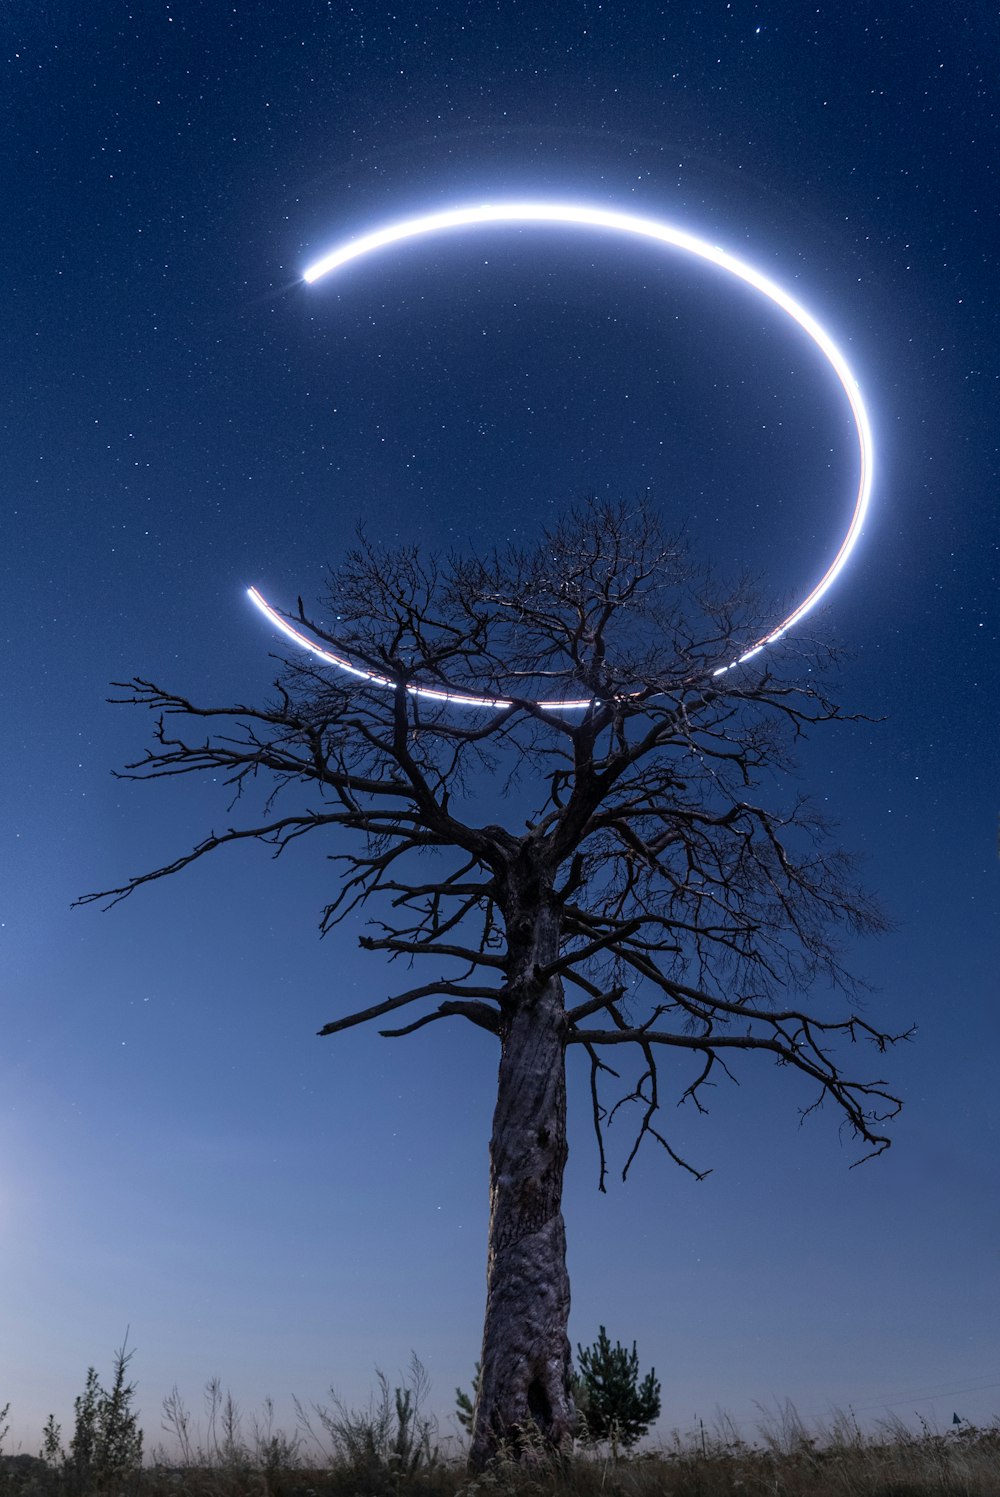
(2, 0, 998, 1452)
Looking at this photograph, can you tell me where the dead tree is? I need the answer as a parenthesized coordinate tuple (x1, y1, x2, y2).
(79, 500, 908, 1470)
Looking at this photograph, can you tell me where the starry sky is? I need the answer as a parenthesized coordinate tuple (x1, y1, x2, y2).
(3, 0, 999, 1456)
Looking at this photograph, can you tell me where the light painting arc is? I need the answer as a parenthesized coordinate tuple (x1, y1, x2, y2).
(252, 201, 875, 707)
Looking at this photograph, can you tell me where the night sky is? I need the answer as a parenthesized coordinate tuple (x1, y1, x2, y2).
(3, 0, 999, 1455)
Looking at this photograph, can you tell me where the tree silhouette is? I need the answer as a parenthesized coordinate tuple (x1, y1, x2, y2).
(79, 499, 907, 1470)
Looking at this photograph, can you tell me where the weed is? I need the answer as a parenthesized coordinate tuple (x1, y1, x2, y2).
(295, 1354, 441, 1491)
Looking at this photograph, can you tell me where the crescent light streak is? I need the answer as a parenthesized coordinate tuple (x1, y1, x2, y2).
(251, 201, 875, 709)
(246, 586, 511, 710)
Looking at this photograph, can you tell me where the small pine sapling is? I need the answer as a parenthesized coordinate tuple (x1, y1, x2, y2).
(68, 1336, 143, 1492)
(40, 1414, 64, 1468)
(576, 1326, 661, 1454)
(455, 1362, 481, 1435)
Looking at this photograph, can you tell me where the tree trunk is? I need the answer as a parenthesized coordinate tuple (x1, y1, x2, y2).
(469, 899, 575, 1470)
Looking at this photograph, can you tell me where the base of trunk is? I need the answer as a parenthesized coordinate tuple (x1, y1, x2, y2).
(468, 929, 574, 1472)
(469, 1213, 574, 1469)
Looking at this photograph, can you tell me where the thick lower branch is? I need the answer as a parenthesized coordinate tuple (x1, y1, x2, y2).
(380, 999, 500, 1037)
(318, 980, 500, 1037)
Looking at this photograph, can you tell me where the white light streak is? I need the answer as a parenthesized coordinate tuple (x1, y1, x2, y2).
(247, 587, 543, 710)
(254, 201, 875, 706)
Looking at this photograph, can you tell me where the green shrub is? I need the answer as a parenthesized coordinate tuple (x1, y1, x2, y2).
(66, 1336, 143, 1495)
(575, 1327, 660, 1453)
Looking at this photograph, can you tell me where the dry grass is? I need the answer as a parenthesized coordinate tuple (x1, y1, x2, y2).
(7, 1416, 1000, 1497)
(4, 1384, 999, 1497)
(99, 1418, 1000, 1497)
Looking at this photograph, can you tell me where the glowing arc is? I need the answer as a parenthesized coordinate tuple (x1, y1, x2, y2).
(252, 201, 875, 708)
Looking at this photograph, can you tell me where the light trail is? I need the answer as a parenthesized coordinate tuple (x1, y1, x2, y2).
(252, 201, 875, 708)
(246, 586, 512, 710)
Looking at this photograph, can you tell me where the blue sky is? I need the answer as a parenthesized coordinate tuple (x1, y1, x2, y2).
(2, 0, 998, 1455)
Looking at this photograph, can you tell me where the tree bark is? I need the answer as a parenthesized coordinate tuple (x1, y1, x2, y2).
(469, 896, 575, 1470)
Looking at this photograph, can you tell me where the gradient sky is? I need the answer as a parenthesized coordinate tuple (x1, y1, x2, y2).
(3, 0, 999, 1459)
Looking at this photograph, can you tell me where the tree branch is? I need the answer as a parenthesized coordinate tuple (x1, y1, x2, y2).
(82, 497, 906, 1184)
(318, 981, 501, 1037)
(380, 1000, 501, 1038)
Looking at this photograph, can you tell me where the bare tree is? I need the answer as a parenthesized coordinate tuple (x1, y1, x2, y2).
(79, 500, 907, 1470)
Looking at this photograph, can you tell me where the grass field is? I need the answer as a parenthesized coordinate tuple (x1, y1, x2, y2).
(4, 1383, 1000, 1497)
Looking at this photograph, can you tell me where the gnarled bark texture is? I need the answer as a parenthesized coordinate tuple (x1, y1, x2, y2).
(470, 889, 575, 1470)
